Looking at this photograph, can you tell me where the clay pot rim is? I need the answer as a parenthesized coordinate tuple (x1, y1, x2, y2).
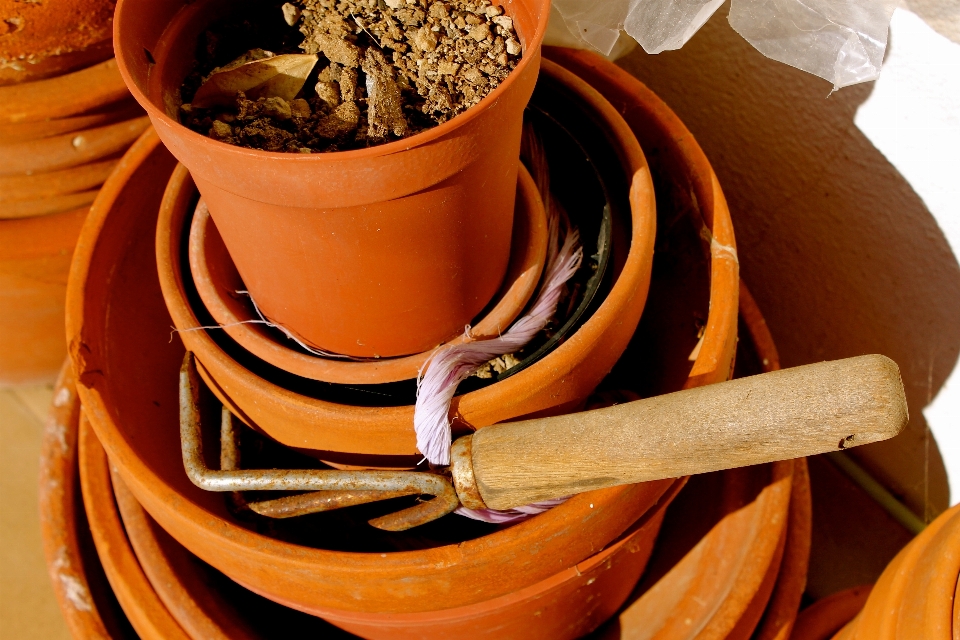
(838, 503, 960, 638)
(114, 0, 551, 163)
(115, 455, 682, 631)
(543, 47, 740, 389)
(37, 361, 118, 638)
(78, 413, 194, 639)
(0, 58, 131, 125)
(186, 161, 549, 384)
(249, 476, 686, 624)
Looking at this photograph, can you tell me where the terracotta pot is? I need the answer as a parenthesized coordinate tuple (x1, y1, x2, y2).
(586, 286, 807, 640)
(543, 47, 739, 390)
(113, 458, 681, 640)
(753, 458, 812, 640)
(0, 98, 142, 144)
(38, 361, 133, 638)
(0, 205, 87, 385)
(77, 413, 195, 640)
(596, 460, 794, 640)
(0, 159, 117, 203)
(70, 128, 673, 618)
(114, 0, 550, 358)
(187, 162, 548, 384)
(0, 0, 115, 85)
(0, 115, 150, 177)
(1, 189, 100, 220)
(832, 503, 960, 639)
(298, 482, 681, 639)
(0, 58, 130, 124)
(0, 38, 115, 87)
(741, 280, 812, 640)
(155, 57, 657, 459)
(790, 586, 872, 640)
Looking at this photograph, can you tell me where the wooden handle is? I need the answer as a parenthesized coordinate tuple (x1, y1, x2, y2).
(451, 355, 907, 511)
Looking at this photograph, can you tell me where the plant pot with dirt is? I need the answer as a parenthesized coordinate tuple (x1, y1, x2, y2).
(114, 0, 550, 358)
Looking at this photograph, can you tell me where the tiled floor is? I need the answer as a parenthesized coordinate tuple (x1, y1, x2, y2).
(1, 385, 71, 640)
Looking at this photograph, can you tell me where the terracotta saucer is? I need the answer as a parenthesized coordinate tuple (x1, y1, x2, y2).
(39, 361, 135, 639)
(110, 448, 680, 640)
(187, 162, 549, 384)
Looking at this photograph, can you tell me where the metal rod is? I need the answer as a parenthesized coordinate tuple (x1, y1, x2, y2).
(179, 352, 460, 531)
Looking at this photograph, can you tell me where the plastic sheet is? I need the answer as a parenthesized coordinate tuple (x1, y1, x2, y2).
(545, 0, 899, 88)
(728, 0, 899, 89)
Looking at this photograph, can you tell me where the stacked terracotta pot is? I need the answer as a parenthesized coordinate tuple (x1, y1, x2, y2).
(41, 273, 810, 639)
(32, 0, 816, 634)
(0, 2, 149, 385)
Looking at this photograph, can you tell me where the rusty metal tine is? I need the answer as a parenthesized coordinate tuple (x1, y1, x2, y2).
(368, 485, 461, 532)
(219, 407, 251, 514)
(246, 489, 422, 518)
(179, 352, 460, 528)
(220, 406, 240, 471)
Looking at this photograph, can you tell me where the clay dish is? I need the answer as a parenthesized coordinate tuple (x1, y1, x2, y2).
(592, 288, 807, 640)
(1, 189, 100, 220)
(0, 159, 117, 203)
(545, 47, 740, 391)
(154, 58, 655, 459)
(0, 58, 131, 124)
(790, 586, 872, 640)
(740, 282, 812, 640)
(78, 413, 199, 640)
(0, 115, 150, 177)
(187, 162, 549, 384)
(0, 205, 88, 384)
(597, 460, 796, 640)
(833, 503, 960, 639)
(0, 38, 115, 86)
(39, 362, 134, 638)
(0, 98, 143, 144)
(114, 454, 683, 639)
(69, 128, 674, 617)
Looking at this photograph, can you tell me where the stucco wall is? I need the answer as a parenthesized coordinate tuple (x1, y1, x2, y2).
(615, 3, 960, 519)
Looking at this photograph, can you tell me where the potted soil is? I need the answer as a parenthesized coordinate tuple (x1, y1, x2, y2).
(114, 0, 550, 357)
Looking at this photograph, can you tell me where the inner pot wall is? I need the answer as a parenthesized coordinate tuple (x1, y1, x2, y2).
(113, 0, 551, 357)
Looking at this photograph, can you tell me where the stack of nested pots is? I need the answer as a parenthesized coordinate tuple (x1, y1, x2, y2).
(43, 271, 810, 640)
(0, 1, 149, 385)
(38, 0, 818, 634)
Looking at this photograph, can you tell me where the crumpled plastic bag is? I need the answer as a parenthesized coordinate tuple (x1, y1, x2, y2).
(545, 0, 900, 89)
(728, 0, 899, 89)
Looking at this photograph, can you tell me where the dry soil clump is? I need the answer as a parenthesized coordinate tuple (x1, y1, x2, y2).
(179, 0, 521, 153)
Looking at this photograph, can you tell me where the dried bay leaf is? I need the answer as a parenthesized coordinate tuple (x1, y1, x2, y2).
(191, 54, 319, 108)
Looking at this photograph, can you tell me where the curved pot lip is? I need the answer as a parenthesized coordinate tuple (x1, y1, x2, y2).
(248, 477, 686, 622)
(77, 414, 194, 640)
(542, 47, 740, 389)
(113, 0, 550, 163)
(0, 58, 131, 125)
(187, 162, 548, 384)
(843, 503, 960, 637)
(38, 361, 115, 639)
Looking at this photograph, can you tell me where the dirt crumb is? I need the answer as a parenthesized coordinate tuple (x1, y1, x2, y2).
(178, 0, 521, 153)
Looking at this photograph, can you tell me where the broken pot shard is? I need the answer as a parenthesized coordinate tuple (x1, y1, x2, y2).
(191, 54, 319, 109)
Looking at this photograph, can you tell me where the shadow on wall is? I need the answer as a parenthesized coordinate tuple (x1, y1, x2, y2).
(617, 3, 960, 520)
